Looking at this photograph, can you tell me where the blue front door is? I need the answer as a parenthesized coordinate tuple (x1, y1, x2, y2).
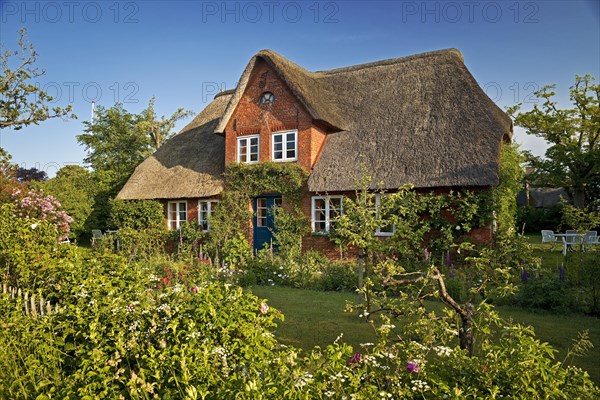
(253, 195, 282, 252)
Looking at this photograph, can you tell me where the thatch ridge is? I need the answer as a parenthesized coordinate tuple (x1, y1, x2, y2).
(117, 93, 231, 200)
(315, 48, 464, 75)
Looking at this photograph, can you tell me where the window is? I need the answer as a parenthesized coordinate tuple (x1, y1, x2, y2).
(272, 130, 297, 162)
(312, 196, 343, 233)
(168, 201, 187, 230)
(256, 198, 268, 227)
(259, 91, 275, 105)
(198, 200, 219, 231)
(237, 135, 260, 163)
(375, 194, 396, 236)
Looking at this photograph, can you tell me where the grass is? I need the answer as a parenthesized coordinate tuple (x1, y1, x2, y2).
(249, 285, 600, 385)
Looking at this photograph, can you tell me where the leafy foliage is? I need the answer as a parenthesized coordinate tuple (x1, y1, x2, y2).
(0, 250, 597, 398)
(208, 162, 308, 259)
(489, 143, 525, 233)
(137, 96, 195, 150)
(14, 167, 47, 182)
(0, 28, 76, 130)
(561, 203, 600, 232)
(78, 104, 149, 181)
(38, 165, 96, 239)
(109, 199, 164, 230)
(333, 177, 537, 355)
(224, 162, 308, 203)
(508, 74, 600, 208)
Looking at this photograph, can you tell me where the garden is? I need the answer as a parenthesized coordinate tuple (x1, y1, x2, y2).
(1, 158, 600, 398)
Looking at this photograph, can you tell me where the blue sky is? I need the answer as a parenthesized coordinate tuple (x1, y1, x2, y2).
(1, 0, 599, 176)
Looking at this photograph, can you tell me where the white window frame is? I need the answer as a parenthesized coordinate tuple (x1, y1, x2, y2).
(375, 194, 396, 236)
(198, 200, 219, 231)
(311, 195, 343, 233)
(256, 197, 268, 227)
(237, 135, 260, 164)
(167, 201, 187, 230)
(271, 130, 298, 162)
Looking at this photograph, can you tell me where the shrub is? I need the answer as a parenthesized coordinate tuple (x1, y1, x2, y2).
(318, 259, 358, 292)
(0, 203, 72, 288)
(114, 227, 168, 260)
(517, 205, 563, 233)
(108, 198, 164, 230)
(221, 232, 252, 270)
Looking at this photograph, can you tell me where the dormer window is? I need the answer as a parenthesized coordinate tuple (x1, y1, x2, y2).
(272, 130, 297, 162)
(237, 135, 259, 163)
(259, 92, 275, 105)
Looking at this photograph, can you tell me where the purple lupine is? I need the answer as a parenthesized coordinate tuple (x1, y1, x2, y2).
(347, 353, 361, 366)
(521, 269, 530, 283)
(559, 266, 565, 281)
(445, 251, 451, 267)
(407, 362, 420, 373)
(423, 248, 429, 262)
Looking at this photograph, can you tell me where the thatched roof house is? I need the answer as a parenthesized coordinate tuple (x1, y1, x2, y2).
(118, 48, 512, 251)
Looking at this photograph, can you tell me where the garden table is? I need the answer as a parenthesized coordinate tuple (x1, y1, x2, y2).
(554, 233, 586, 256)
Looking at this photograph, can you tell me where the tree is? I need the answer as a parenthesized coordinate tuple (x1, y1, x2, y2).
(39, 165, 97, 239)
(0, 28, 75, 130)
(15, 167, 47, 182)
(77, 100, 193, 231)
(508, 75, 600, 208)
(137, 96, 195, 150)
(77, 103, 148, 182)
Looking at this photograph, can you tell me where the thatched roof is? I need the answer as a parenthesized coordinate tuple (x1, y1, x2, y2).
(120, 48, 511, 200)
(218, 48, 511, 192)
(117, 91, 232, 200)
(215, 49, 347, 134)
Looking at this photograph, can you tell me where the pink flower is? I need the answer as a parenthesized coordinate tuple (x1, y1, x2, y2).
(260, 302, 269, 314)
(190, 286, 199, 293)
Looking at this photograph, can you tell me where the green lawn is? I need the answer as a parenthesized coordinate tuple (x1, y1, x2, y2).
(249, 285, 600, 385)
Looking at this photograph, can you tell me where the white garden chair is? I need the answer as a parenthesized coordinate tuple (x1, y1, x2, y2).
(541, 230, 558, 250)
(91, 229, 104, 247)
(584, 231, 598, 251)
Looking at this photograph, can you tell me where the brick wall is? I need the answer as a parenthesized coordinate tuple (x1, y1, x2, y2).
(223, 59, 328, 171)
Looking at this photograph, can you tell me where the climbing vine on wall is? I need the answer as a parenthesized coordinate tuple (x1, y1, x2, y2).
(207, 162, 309, 257)
(224, 162, 308, 203)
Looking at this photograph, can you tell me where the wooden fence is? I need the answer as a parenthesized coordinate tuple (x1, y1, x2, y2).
(1, 283, 59, 318)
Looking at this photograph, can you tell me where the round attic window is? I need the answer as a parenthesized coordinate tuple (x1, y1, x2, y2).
(259, 92, 275, 105)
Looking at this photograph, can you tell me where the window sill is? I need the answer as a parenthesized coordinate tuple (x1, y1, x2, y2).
(272, 158, 298, 163)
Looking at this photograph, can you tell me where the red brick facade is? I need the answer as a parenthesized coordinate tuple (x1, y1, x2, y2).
(223, 60, 328, 171)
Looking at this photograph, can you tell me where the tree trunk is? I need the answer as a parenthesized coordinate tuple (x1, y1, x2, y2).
(572, 186, 586, 209)
(459, 302, 474, 356)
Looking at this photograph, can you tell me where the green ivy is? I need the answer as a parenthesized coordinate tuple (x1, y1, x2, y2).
(224, 162, 308, 203)
(208, 162, 308, 259)
(489, 142, 525, 233)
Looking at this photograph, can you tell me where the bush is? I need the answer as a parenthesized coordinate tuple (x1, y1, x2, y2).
(169, 222, 208, 262)
(517, 205, 563, 233)
(113, 227, 168, 260)
(109, 198, 164, 230)
(0, 245, 598, 398)
(567, 252, 600, 315)
(512, 274, 579, 312)
(318, 259, 358, 292)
